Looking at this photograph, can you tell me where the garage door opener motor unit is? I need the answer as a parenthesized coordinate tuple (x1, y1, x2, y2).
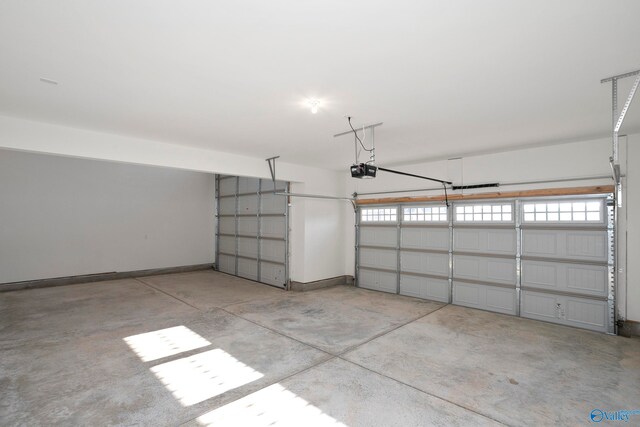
(351, 163, 377, 178)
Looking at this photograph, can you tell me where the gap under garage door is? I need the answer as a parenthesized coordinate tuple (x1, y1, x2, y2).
(216, 175, 289, 288)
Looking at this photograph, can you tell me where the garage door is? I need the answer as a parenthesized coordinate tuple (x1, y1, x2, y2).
(519, 198, 612, 332)
(357, 205, 451, 301)
(358, 208, 399, 293)
(216, 175, 289, 288)
(355, 194, 615, 333)
(400, 206, 450, 302)
(452, 202, 517, 315)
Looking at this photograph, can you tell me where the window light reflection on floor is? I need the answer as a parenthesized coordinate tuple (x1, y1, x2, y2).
(196, 383, 346, 426)
(124, 326, 211, 362)
(151, 348, 264, 406)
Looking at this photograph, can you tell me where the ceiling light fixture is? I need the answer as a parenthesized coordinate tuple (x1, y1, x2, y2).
(307, 98, 320, 114)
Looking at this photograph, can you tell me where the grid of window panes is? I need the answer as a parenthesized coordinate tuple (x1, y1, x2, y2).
(455, 204, 512, 222)
(522, 200, 601, 222)
(360, 208, 397, 222)
(403, 206, 447, 222)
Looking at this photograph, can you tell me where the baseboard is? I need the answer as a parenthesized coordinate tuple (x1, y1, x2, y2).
(0, 263, 215, 292)
(618, 319, 640, 338)
(289, 275, 354, 292)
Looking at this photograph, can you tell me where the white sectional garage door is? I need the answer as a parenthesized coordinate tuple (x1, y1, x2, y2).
(358, 208, 399, 293)
(519, 198, 612, 332)
(216, 175, 289, 288)
(400, 207, 450, 302)
(356, 194, 615, 333)
(452, 202, 518, 315)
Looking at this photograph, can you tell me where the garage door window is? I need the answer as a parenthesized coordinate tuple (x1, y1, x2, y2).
(361, 208, 397, 222)
(522, 200, 602, 222)
(455, 204, 512, 222)
(403, 206, 447, 222)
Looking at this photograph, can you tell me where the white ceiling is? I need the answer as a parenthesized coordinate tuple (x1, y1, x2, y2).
(1, 0, 639, 170)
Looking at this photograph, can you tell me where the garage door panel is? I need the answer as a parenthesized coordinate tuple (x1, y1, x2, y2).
(261, 194, 286, 214)
(219, 197, 236, 215)
(237, 258, 258, 281)
(567, 299, 608, 331)
(219, 178, 237, 196)
(238, 195, 259, 214)
(219, 217, 235, 235)
(401, 227, 449, 251)
(237, 237, 258, 258)
(521, 291, 557, 319)
(360, 248, 397, 271)
(454, 228, 516, 255)
(237, 217, 258, 235)
(260, 240, 285, 263)
(521, 290, 608, 332)
(566, 232, 607, 261)
(219, 236, 236, 254)
(453, 255, 516, 285)
(360, 226, 397, 247)
(400, 275, 448, 302)
(566, 265, 608, 296)
(485, 287, 517, 314)
(522, 229, 607, 262)
(400, 251, 449, 277)
(522, 260, 607, 297)
(238, 177, 260, 194)
(217, 254, 236, 275)
(260, 262, 285, 287)
(453, 282, 516, 315)
(261, 217, 286, 239)
(358, 268, 397, 293)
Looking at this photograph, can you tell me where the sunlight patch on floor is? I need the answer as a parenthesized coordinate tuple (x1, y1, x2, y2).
(151, 348, 264, 406)
(124, 325, 211, 362)
(196, 382, 347, 426)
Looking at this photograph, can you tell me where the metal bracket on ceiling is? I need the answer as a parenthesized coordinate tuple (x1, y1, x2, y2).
(265, 156, 357, 211)
(266, 155, 280, 184)
(334, 122, 383, 165)
(601, 69, 640, 207)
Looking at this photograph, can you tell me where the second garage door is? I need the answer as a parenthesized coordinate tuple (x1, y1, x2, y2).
(355, 194, 614, 333)
(216, 175, 289, 288)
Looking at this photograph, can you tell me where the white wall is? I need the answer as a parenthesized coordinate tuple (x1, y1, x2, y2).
(345, 135, 639, 322)
(0, 115, 348, 285)
(291, 173, 349, 283)
(0, 115, 339, 184)
(349, 137, 614, 196)
(0, 149, 216, 283)
(625, 133, 639, 321)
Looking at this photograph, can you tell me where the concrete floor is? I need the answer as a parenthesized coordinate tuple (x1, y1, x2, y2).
(1, 270, 639, 426)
